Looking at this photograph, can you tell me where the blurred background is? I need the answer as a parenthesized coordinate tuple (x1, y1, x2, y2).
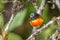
(0, 0, 60, 40)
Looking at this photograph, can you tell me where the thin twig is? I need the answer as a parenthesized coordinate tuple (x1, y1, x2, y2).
(1, 1, 20, 3)
(27, 16, 60, 40)
(51, 27, 60, 40)
(11, 0, 19, 14)
(51, 18, 60, 40)
(37, 0, 46, 15)
(51, 32, 57, 40)
(4, 14, 14, 32)
(51, 0, 55, 9)
(31, 27, 37, 40)
(32, 0, 38, 10)
(55, 0, 60, 11)
(27, 0, 46, 40)
(2, 0, 18, 39)
(2, 14, 14, 39)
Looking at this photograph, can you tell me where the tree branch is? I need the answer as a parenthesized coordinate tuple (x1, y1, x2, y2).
(2, 14, 14, 39)
(27, 16, 60, 40)
(27, 0, 47, 40)
(37, 0, 46, 15)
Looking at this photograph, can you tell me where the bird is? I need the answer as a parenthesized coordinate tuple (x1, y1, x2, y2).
(29, 12, 43, 27)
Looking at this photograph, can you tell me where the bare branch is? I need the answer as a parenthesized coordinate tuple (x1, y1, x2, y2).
(32, 0, 38, 10)
(27, 16, 60, 40)
(4, 14, 14, 32)
(2, 14, 14, 39)
(27, 0, 47, 40)
(37, 0, 46, 15)
(30, 27, 37, 40)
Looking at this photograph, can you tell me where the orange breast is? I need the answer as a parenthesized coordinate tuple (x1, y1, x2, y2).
(30, 18, 43, 27)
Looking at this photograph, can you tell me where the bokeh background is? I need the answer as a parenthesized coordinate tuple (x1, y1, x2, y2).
(0, 0, 60, 40)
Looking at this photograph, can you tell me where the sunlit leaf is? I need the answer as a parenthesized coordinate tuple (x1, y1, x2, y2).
(8, 33, 23, 40)
(12, 2, 36, 39)
(9, 8, 27, 31)
(36, 22, 57, 40)
(36, 0, 42, 7)
(42, 4, 50, 24)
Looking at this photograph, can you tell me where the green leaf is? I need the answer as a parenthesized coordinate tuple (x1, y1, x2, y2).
(42, 4, 50, 23)
(8, 33, 23, 40)
(26, 2, 36, 13)
(25, 2, 36, 20)
(0, 12, 4, 27)
(36, 0, 42, 7)
(9, 8, 27, 31)
(12, 2, 35, 39)
(42, 3, 60, 24)
(0, 0, 5, 11)
(36, 23, 57, 40)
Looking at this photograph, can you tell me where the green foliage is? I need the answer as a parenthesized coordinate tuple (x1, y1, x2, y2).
(9, 8, 27, 31)
(49, 7, 60, 17)
(14, 2, 35, 39)
(26, 2, 36, 13)
(8, 33, 23, 40)
(36, 23, 57, 40)
(0, 0, 60, 40)
(22, 2, 36, 39)
(0, 0, 5, 11)
(36, 0, 42, 7)
(0, 12, 4, 27)
(42, 4, 51, 23)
